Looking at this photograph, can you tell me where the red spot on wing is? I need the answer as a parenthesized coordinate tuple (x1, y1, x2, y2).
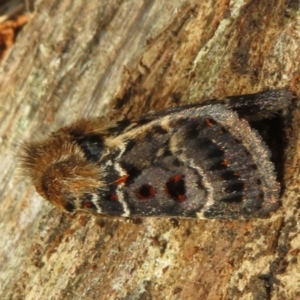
(205, 118, 215, 127)
(222, 159, 230, 166)
(84, 202, 93, 208)
(172, 174, 183, 182)
(109, 194, 118, 201)
(114, 174, 129, 185)
(177, 194, 186, 201)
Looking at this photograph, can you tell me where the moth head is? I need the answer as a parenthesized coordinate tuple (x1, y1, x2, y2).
(19, 118, 115, 213)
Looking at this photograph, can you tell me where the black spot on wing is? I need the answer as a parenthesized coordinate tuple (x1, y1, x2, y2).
(196, 138, 225, 158)
(220, 170, 240, 181)
(172, 158, 184, 167)
(209, 159, 228, 171)
(77, 135, 104, 162)
(144, 125, 169, 142)
(224, 181, 245, 193)
(124, 139, 137, 153)
(165, 174, 186, 202)
(220, 193, 244, 203)
(119, 162, 142, 185)
(137, 184, 156, 200)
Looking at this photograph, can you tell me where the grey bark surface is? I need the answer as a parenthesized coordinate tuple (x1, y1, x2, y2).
(0, 0, 300, 299)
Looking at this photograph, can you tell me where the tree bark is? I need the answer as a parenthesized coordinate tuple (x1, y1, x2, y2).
(1, 0, 300, 299)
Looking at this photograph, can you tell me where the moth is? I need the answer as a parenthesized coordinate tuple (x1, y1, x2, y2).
(20, 89, 295, 219)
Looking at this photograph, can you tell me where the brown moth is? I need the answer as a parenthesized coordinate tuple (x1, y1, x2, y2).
(20, 89, 295, 219)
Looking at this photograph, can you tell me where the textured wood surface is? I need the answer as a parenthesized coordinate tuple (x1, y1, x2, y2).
(1, 0, 300, 299)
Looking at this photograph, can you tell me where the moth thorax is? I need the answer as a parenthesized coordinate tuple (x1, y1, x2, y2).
(37, 159, 100, 209)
